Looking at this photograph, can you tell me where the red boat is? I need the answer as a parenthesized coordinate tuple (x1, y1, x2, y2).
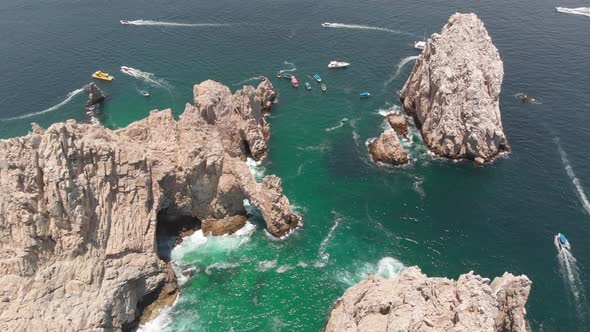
(291, 76, 299, 88)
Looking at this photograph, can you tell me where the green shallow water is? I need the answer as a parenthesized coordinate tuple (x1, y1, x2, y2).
(1, 0, 590, 331)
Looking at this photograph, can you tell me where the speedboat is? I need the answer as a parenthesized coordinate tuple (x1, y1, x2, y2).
(328, 61, 350, 69)
(120, 20, 130, 25)
(283, 72, 293, 79)
(414, 41, 426, 50)
(341, 117, 349, 124)
(305, 82, 311, 90)
(556, 233, 571, 251)
(321, 22, 333, 28)
(277, 71, 282, 78)
(291, 76, 299, 88)
(360, 92, 371, 98)
(321, 83, 327, 92)
(138, 90, 150, 97)
(313, 74, 322, 82)
(92, 71, 114, 81)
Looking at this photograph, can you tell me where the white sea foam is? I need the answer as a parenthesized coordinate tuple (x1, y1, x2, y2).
(377, 104, 402, 117)
(384, 56, 419, 87)
(276, 265, 295, 273)
(2, 87, 85, 121)
(322, 22, 410, 35)
(297, 261, 308, 268)
(121, 19, 230, 27)
(205, 262, 240, 275)
(278, 61, 297, 74)
(555, 138, 590, 215)
(256, 259, 278, 272)
(246, 157, 265, 180)
(554, 235, 589, 321)
(337, 257, 406, 286)
(137, 296, 179, 332)
(120, 66, 171, 89)
(316, 212, 342, 266)
(556, 7, 590, 18)
(234, 77, 260, 86)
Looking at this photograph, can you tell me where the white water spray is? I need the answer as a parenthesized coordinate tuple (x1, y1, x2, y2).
(315, 212, 342, 267)
(322, 22, 411, 35)
(120, 66, 170, 89)
(384, 56, 418, 87)
(554, 235, 589, 321)
(120, 20, 230, 27)
(555, 7, 590, 18)
(555, 138, 590, 215)
(2, 88, 85, 121)
(278, 61, 297, 75)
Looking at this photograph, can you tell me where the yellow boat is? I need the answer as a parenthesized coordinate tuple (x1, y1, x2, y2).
(92, 71, 114, 81)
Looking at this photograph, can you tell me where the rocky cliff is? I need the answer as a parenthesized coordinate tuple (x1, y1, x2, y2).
(400, 13, 510, 165)
(0, 79, 298, 331)
(325, 267, 532, 332)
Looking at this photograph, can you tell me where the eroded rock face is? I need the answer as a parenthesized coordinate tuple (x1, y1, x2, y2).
(85, 82, 105, 110)
(368, 130, 409, 165)
(400, 13, 510, 164)
(325, 267, 532, 332)
(386, 113, 409, 138)
(202, 215, 248, 236)
(0, 80, 298, 331)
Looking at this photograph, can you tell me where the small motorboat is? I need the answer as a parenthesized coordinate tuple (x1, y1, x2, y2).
(414, 41, 426, 50)
(313, 74, 322, 82)
(321, 22, 333, 28)
(556, 233, 571, 251)
(92, 71, 114, 82)
(328, 61, 350, 69)
(321, 83, 327, 92)
(283, 72, 293, 79)
(138, 90, 150, 97)
(360, 92, 371, 98)
(277, 71, 282, 78)
(291, 76, 299, 88)
(305, 82, 311, 90)
(341, 117, 349, 124)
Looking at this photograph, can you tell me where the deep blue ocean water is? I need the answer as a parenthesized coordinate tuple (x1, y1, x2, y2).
(1, 0, 590, 331)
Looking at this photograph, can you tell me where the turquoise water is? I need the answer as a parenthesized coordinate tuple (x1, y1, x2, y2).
(2, 0, 590, 331)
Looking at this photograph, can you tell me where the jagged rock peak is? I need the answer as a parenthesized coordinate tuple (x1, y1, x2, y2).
(400, 13, 509, 165)
(325, 266, 532, 332)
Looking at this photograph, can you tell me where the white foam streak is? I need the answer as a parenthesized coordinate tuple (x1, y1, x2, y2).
(556, 139, 590, 215)
(384, 56, 418, 87)
(278, 61, 297, 74)
(246, 157, 265, 180)
(556, 7, 590, 18)
(256, 259, 278, 272)
(121, 20, 229, 27)
(337, 257, 406, 286)
(205, 262, 240, 275)
(137, 296, 179, 332)
(2, 88, 84, 121)
(120, 66, 170, 89)
(316, 213, 342, 265)
(234, 77, 260, 86)
(323, 23, 409, 35)
(554, 236, 589, 321)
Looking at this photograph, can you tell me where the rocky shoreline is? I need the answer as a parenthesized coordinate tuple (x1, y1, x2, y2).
(0, 79, 298, 331)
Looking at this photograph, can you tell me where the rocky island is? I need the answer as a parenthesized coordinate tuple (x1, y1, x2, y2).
(0, 79, 298, 331)
(326, 267, 532, 332)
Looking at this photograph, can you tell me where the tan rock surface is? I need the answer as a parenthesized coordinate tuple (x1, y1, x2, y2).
(400, 13, 510, 164)
(325, 267, 532, 332)
(368, 130, 409, 165)
(385, 113, 409, 138)
(0, 80, 298, 331)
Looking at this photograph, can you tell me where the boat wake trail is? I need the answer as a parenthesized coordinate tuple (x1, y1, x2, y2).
(278, 61, 297, 74)
(554, 237, 589, 322)
(323, 23, 411, 35)
(2, 87, 85, 121)
(233, 77, 260, 86)
(555, 138, 590, 215)
(120, 66, 171, 89)
(384, 56, 418, 87)
(120, 19, 229, 27)
(315, 212, 343, 267)
(556, 7, 590, 18)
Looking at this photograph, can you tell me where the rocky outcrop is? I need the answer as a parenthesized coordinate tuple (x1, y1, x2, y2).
(0, 80, 298, 331)
(202, 215, 247, 236)
(368, 130, 409, 165)
(385, 113, 408, 138)
(325, 267, 532, 332)
(84, 83, 105, 110)
(400, 13, 510, 165)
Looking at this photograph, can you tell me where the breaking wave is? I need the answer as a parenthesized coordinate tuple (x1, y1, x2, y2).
(322, 22, 411, 35)
(2, 87, 84, 121)
(555, 138, 590, 215)
(336, 257, 406, 286)
(384, 56, 419, 87)
(120, 20, 230, 27)
(120, 66, 171, 89)
(377, 104, 403, 117)
(556, 7, 590, 18)
(137, 297, 178, 332)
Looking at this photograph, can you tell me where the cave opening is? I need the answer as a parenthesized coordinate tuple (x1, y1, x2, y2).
(155, 209, 201, 262)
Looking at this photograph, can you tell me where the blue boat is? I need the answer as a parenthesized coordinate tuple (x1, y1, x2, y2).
(360, 92, 371, 98)
(305, 82, 311, 90)
(340, 117, 349, 124)
(283, 72, 293, 79)
(556, 233, 571, 250)
(313, 74, 322, 82)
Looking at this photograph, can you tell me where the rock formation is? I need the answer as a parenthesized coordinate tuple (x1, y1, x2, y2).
(385, 113, 408, 139)
(368, 130, 409, 165)
(325, 267, 532, 332)
(85, 82, 105, 110)
(400, 13, 510, 165)
(0, 80, 298, 331)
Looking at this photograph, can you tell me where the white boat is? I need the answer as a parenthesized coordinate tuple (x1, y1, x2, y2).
(321, 22, 333, 27)
(328, 61, 350, 69)
(414, 40, 426, 50)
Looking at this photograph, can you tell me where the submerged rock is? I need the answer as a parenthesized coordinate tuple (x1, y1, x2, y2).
(325, 267, 532, 332)
(368, 129, 409, 165)
(400, 13, 510, 164)
(0, 80, 298, 331)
